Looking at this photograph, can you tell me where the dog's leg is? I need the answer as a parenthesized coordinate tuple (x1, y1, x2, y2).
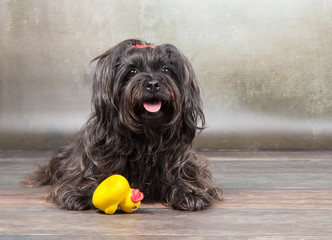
(166, 154, 222, 211)
(48, 178, 97, 210)
(25, 140, 99, 210)
(46, 147, 99, 210)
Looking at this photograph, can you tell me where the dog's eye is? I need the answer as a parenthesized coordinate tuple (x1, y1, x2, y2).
(161, 68, 171, 76)
(127, 69, 138, 78)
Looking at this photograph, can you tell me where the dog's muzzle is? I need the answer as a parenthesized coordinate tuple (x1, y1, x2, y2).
(143, 80, 162, 113)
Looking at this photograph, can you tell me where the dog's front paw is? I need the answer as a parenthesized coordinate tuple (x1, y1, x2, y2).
(167, 184, 222, 211)
(171, 192, 210, 211)
(167, 187, 217, 211)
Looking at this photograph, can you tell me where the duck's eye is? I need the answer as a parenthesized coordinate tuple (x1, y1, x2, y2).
(161, 68, 171, 76)
(131, 206, 137, 211)
(127, 69, 138, 78)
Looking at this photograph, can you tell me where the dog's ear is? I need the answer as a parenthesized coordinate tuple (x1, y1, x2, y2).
(180, 53, 206, 141)
(90, 47, 117, 123)
(161, 44, 206, 142)
(90, 39, 146, 123)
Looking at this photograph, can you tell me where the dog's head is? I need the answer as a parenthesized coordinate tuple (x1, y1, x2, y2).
(91, 39, 205, 142)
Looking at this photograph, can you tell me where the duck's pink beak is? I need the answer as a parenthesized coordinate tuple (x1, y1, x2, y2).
(131, 189, 144, 203)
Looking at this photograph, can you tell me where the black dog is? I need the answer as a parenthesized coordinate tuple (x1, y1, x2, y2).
(25, 39, 222, 211)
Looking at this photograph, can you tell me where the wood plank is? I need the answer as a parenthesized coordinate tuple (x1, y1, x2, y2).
(0, 151, 332, 239)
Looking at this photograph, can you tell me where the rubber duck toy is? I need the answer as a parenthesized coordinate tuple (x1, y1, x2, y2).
(92, 174, 144, 214)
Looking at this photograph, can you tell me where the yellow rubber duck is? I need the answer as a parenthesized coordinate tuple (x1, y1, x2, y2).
(92, 174, 144, 214)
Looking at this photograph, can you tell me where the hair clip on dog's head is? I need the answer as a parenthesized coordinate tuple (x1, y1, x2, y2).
(133, 44, 157, 49)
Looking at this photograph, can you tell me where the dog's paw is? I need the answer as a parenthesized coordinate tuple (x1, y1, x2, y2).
(167, 185, 222, 211)
(173, 193, 210, 211)
(49, 188, 94, 211)
(169, 191, 212, 211)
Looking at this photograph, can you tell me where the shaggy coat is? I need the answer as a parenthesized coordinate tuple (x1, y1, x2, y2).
(25, 39, 222, 211)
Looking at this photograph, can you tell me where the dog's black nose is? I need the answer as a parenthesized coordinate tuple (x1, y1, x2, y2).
(146, 80, 160, 93)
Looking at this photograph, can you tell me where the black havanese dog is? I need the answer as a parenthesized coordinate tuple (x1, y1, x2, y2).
(25, 39, 222, 211)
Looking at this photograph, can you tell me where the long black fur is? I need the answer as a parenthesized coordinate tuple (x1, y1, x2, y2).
(24, 39, 222, 211)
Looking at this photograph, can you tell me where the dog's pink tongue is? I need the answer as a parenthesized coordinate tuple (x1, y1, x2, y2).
(143, 102, 162, 113)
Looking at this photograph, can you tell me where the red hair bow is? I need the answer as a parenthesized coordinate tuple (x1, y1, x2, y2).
(133, 44, 156, 49)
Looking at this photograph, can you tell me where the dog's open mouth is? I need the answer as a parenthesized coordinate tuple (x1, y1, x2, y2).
(143, 101, 162, 113)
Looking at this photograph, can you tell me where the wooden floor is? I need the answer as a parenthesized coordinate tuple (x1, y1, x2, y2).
(1, 150, 332, 239)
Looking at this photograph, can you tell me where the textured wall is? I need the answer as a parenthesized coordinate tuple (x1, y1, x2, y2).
(1, 0, 332, 150)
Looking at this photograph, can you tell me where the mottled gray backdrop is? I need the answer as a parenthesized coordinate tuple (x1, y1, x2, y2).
(1, 0, 332, 150)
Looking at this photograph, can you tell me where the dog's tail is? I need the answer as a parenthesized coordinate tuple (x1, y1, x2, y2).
(21, 148, 68, 187)
(21, 163, 54, 187)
